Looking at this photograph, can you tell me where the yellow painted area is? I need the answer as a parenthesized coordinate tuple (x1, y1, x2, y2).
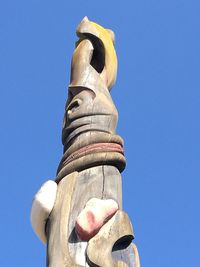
(90, 22, 117, 87)
(77, 18, 118, 90)
(90, 21, 118, 89)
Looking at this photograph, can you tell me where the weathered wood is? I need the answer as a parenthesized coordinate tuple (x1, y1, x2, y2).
(49, 17, 140, 266)
(46, 172, 82, 267)
(46, 166, 139, 266)
(56, 18, 126, 183)
(86, 210, 134, 267)
(68, 166, 122, 265)
(30, 17, 140, 267)
(112, 243, 140, 267)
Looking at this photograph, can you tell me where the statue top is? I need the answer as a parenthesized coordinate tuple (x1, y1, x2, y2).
(70, 16, 118, 91)
(56, 17, 125, 181)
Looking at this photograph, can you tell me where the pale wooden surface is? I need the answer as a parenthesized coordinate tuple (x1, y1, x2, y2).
(46, 172, 81, 267)
(86, 210, 133, 267)
(47, 166, 140, 266)
(68, 166, 122, 265)
(46, 17, 140, 267)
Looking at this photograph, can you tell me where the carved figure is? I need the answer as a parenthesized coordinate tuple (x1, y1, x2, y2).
(31, 17, 140, 267)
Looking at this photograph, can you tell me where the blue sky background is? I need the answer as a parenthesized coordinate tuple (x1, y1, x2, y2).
(0, 0, 200, 266)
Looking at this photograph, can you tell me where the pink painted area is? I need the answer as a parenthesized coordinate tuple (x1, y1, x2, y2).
(75, 198, 119, 241)
(63, 142, 124, 165)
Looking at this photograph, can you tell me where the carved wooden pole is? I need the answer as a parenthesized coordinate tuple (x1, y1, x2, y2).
(31, 17, 140, 267)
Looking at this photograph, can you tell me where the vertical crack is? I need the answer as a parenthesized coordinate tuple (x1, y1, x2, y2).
(102, 165, 105, 199)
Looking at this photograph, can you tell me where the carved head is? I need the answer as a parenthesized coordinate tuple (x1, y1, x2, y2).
(62, 17, 119, 146)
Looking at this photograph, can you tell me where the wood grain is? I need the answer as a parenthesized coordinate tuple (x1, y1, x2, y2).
(45, 17, 140, 267)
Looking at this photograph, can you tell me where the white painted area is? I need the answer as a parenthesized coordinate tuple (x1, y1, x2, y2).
(30, 180, 57, 243)
(69, 241, 88, 266)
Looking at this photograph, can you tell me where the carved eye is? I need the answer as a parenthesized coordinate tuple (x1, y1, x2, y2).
(112, 235, 133, 252)
(65, 87, 83, 113)
(67, 99, 82, 113)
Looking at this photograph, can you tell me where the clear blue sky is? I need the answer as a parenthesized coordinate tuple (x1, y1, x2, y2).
(0, 0, 199, 266)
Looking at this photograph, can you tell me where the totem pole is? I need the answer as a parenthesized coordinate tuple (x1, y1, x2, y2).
(31, 17, 140, 267)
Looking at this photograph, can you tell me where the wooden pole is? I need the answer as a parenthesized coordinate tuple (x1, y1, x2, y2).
(33, 17, 140, 267)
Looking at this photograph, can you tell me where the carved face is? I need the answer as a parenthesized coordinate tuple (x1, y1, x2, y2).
(56, 18, 125, 180)
(62, 34, 118, 146)
(62, 85, 118, 145)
